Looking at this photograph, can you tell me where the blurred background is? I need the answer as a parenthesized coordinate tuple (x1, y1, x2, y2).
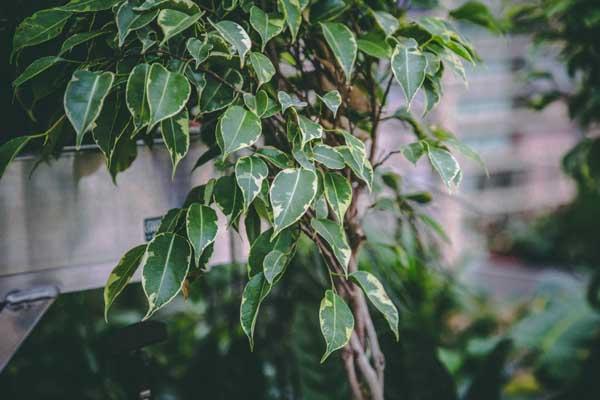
(2, 0, 600, 399)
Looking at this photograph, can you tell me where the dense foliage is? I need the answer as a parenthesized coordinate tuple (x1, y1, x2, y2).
(0, 0, 492, 397)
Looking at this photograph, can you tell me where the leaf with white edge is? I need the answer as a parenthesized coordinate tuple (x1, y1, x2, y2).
(92, 95, 131, 167)
(341, 130, 366, 165)
(255, 90, 279, 118)
(278, 91, 307, 113)
(351, 271, 399, 340)
(141, 232, 191, 319)
(218, 105, 262, 159)
(135, 0, 200, 14)
(64, 70, 114, 149)
(13, 56, 63, 88)
(249, 6, 284, 51)
(248, 228, 297, 277)
(314, 193, 329, 219)
(270, 168, 318, 236)
(186, 37, 212, 68)
(60, 31, 107, 54)
(256, 146, 291, 169)
(391, 43, 428, 108)
(146, 63, 191, 131)
(0, 135, 40, 180)
(240, 272, 271, 349)
(59, 0, 120, 12)
(235, 156, 269, 211)
(311, 218, 351, 275)
(339, 146, 373, 190)
(320, 22, 357, 83)
(126, 63, 151, 132)
(12, 9, 71, 59)
(157, 208, 184, 234)
(160, 108, 190, 177)
(104, 244, 146, 322)
(157, 9, 201, 45)
(249, 52, 275, 88)
(212, 20, 252, 67)
(199, 68, 243, 113)
(319, 290, 354, 362)
(427, 145, 461, 190)
(357, 32, 393, 59)
(318, 90, 342, 117)
(136, 27, 157, 54)
(312, 144, 345, 170)
(186, 204, 218, 266)
(372, 10, 399, 36)
(263, 250, 288, 284)
(214, 175, 244, 225)
(116, 2, 158, 47)
(296, 116, 323, 146)
(423, 78, 441, 116)
(322, 171, 351, 224)
(278, 0, 302, 42)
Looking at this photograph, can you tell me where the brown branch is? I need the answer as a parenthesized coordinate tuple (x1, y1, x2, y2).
(369, 75, 395, 163)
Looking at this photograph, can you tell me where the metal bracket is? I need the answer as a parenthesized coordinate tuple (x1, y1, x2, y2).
(0, 285, 58, 372)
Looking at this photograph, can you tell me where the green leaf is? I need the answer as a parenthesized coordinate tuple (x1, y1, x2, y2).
(427, 145, 461, 190)
(186, 37, 212, 68)
(339, 146, 373, 190)
(351, 271, 399, 340)
(311, 218, 351, 275)
(218, 105, 262, 159)
(136, 27, 157, 54)
(214, 175, 244, 224)
(64, 70, 114, 149)
(186, 204, 218, 266)
(297, 115, 323, 146)
(312, 144, 344, 170)
(60, 0, 121, 12)
(12, 9, 71, 59)
(146, 63, 191, 131)
(319, 290, 354, 362)
(240, 272, 271, 349)
(278, 91, 307, 113)
(212, 20, 252, 67)
(248, 227, 297, 277)
(13, 56, 63, 88)
(450, 1, 501, 33)
(92, 96, 133, 168)
(279, 0, 302, 42)
(249, 52, 276, 88)
(402, 141, 426, 164)
(160, 108, 190, 176)
(270, 168, 318, 236)
(357, 32, 392, 59)
(320, 22, 357, 83)
(60, 31, 107, 54)
(135, 0, 200, 14)
(0, 135, 38, 180)
(318, 90, 341, 117)
(126, 63, 151, 132)
(372, 10, 399, 36)
(391, 43, 428, 108)
(256, 146, 291, 169)
(116, 2, 158, 47)
(235, 156, 269, 211)
(249, 6, 284, 51)
(157, 208, 185, 234)
(141, 232, 192, 319)
(322, 171, 351, 224)
(199, 68, 243, 113)
(255, 90, 279, 118)
(157, 9, 201, 45)
(263, 250, 288, 284)
(104, 244, 146, 322)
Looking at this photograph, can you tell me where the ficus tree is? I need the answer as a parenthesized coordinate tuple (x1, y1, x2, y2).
(0, 0, 490, 398)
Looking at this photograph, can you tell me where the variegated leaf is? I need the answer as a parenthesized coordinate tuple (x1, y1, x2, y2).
(270, 168, 318, 236)
(319, 290, 354, 362)
(186, 204, 218, 265)
(218, 105, 262, 159)
(104, 244, 146, 321)
(311, 218, 351, 275)
(235, 156, 269, 211)
(322, 171, 352, 224)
